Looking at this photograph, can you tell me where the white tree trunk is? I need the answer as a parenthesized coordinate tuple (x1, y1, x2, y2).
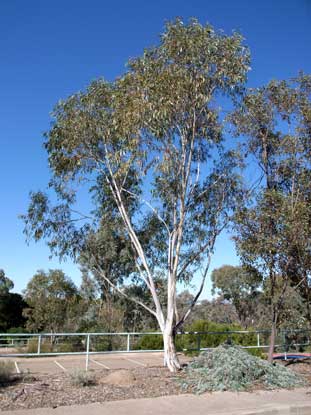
(163, 329, 181, 372)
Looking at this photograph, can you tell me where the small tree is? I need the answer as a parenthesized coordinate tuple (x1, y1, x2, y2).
(211, 265, 262, 327)
(231, 74, 311, 361)
(23, 269, 80, 333)
(22, 19, 249, 371)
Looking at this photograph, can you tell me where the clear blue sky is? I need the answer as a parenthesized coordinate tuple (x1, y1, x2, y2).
(0, 0, 310, 296)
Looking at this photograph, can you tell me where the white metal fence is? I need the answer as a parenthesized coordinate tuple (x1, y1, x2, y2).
(1, 329, 310, 357)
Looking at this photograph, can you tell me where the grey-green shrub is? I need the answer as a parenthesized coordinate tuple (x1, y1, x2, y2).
(179, 345, 306, 393)
(69, 369, 96, 387)
(0, 361, 14, 384)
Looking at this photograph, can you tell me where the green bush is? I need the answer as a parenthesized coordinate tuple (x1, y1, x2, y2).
(179, 345, 306, 393)
(92, 335, 124, 352)
(0, 361, 14, 384)
(69, 369, 96, 387)
(55, 337, 85, 353)
(133, 333, 163, 351)
(56, 343, 74, 353)
(6, 327, 28, 334)
(127, 321, 264, 355)
(176, 320, 261, 355)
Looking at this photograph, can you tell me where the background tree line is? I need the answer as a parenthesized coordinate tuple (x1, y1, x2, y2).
(1, 263, 308, 338)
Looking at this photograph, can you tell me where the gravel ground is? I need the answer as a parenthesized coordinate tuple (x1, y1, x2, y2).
(1, 361, 310, 411)
(283, 360, 311, 381)
(0, 367, 184, 411)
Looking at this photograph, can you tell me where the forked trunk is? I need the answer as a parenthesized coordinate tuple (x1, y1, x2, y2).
(163, 330, 181, 372)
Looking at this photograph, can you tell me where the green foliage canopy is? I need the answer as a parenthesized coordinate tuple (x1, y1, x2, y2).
(21, 18, 249, 318)
(23, 269, 80, 332)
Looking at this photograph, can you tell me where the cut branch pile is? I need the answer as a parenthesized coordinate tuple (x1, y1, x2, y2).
(179, 345, 306, 393)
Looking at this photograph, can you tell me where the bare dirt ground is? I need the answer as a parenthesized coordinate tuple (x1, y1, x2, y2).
(1, 360, 311, 412)
(283, 360, 311, 383)
(0, 367, 184, 411)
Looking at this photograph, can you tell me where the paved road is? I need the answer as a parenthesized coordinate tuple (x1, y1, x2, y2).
(0, 352, 187, 374)
(1, 389, 311, 415)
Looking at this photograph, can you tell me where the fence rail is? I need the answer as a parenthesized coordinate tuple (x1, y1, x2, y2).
(0, 329, 310, 370)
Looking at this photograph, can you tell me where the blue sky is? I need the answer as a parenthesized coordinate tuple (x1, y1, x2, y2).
(0, 0, 310, 296)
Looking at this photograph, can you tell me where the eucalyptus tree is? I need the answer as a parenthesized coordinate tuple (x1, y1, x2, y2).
(0, 269, 14, 295)
(23, 269, 80, 333)
(231, 74, 311, 361)
(22, 19, 249, 371)
(211, 265, 262, 327)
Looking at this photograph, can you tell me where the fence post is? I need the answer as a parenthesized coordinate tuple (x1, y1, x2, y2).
(257, 333, 260, 348)
(127, 334, 130, 352)
(85, 334, 90, 371)
(37, 335, 42, 355)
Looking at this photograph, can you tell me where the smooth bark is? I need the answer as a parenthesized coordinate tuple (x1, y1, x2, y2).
(163, 329, 181, 372)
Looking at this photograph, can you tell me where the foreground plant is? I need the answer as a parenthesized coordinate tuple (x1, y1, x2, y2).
(69, 369, 96, 387)
(22, 18, 249, 372)
(0, 361, 14, 384)
(179, 345, 306, 393)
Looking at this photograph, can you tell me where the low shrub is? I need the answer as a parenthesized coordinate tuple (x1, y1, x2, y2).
(24, 337, 84, 354)
(25, 338, 53, 354)
(133, 334, 163, 351)
(178, 320, 258, 351)
(129, 322, 264, 355)
(69, 369, 96, 387)
(55, 337, 85, 353)
(56, 343, 73, 353)
(0, 361, 14, 384)
(92, 336, 124, 352)
(6, 327, 28, 334)
(179, 345, 306, 393)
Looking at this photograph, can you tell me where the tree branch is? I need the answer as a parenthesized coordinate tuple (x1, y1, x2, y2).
(90, 260, 157, 317)
(121, 188, 170, 236)
(174, 247, 213, 332)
